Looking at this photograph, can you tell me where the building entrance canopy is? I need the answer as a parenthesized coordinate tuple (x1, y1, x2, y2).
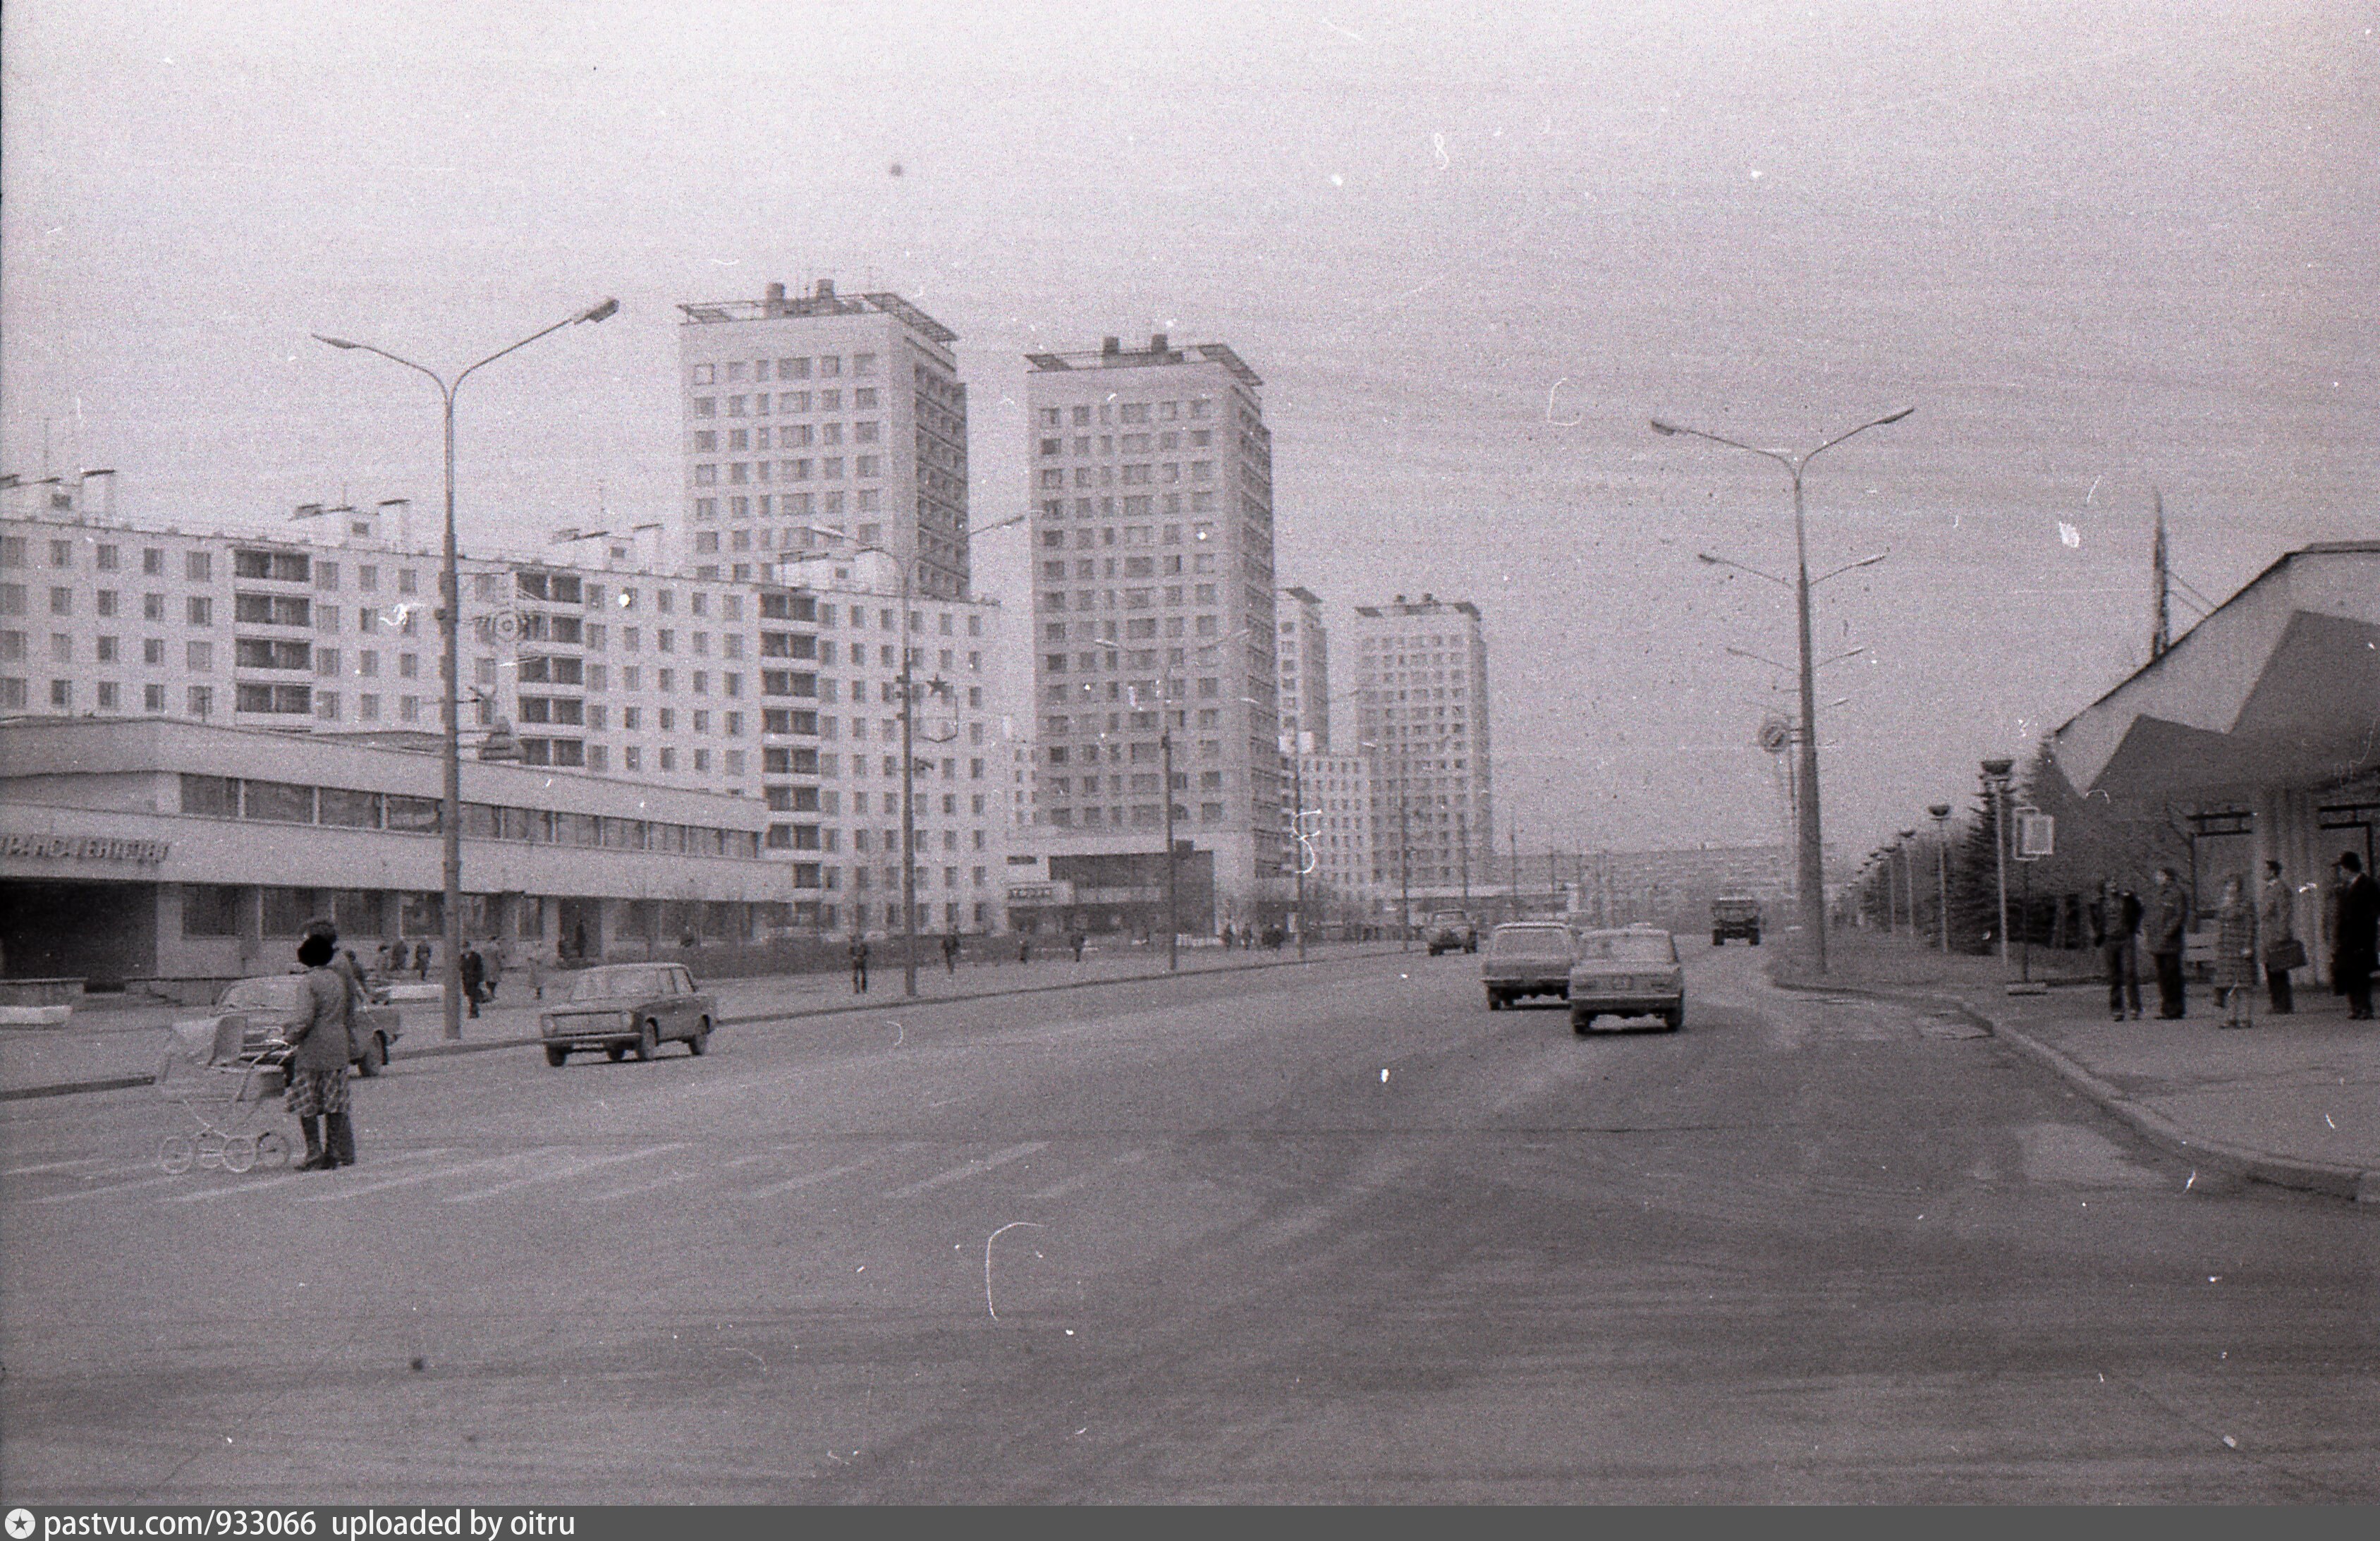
(2052, 544, 2380, 803)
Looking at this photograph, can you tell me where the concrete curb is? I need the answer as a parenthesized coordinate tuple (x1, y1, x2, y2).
(0, 946, 1408, 1102)
(1767, 971, 2379, 1204)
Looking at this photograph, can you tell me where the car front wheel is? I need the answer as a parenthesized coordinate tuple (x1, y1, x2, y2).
(690, 1018, 711, 1056)
(1572, 1011, 1593, 1035)
(1665, 1009, 1683, 1033)
(1486, 992, 1503, 1011)
(544, 1045, 568, 1067)
(635, 1021, 659, 1061)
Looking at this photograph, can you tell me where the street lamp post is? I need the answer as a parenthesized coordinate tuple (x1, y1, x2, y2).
(1162, 722, 1179, 972)
(1287, 740, 1307, 963)
(1929, 803, 1953, 952)
(1656, 406, 1913, 977)
(1981, 759, 2016, 973)
(1898, 829, 1918, 941)
(315, 297, 618, 1041)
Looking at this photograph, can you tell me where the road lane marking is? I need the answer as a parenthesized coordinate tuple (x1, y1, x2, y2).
(296, 1152, 542, 1203)
(583, 1170, 702, 1202)
(30, 1173, 189, 1205)
(161, 1175, 304, 1202)
(441, 1144, 685, 1202)
(881, 1141, 1048, 1200)
(6, 1158, 109, 1177)
(1023, 1172, 1094, 1202)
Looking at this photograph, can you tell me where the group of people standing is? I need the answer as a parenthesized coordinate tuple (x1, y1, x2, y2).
(2092, 852, 2380, 1028)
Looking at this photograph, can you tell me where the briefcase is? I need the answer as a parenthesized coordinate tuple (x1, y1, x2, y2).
(2264, 937, 2307, 973)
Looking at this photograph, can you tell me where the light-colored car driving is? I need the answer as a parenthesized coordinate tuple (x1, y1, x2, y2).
(1482, 922, 1578, 1010)
(539, 963, 715, 1065)
(1568, 927, 1685, 1034)
(197, 973, 403, 1076)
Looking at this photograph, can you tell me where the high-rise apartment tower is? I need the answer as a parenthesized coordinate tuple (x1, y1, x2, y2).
(676, 281, 970, 599)
(1350, 594, 1492, 902)
(1023, 334, 1281, 925)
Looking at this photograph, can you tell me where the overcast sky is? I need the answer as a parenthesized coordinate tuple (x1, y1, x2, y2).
(5, 0, 2374, 862)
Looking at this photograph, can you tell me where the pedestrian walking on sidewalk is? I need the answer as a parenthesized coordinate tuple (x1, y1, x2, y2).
(2090, 879, 2143, 1020)
(848, 938, 870, 994)
(2260, 860, 2301, 1014)
(1069, 929, 1086, 963)
(458, 944, 487, 1020)
(1018, 935, 1032, 964)
(285, 933, 356, 1171)
(2212, 875, 2257, 1029)
(413, 939, 432, 980)
(2334, 851, 2379, 1021)
(2145, 867, 2192, 1020)
(941, 932, 961, 975)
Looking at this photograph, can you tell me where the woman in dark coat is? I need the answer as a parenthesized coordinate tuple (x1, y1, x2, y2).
(285, 934, 355, 1169)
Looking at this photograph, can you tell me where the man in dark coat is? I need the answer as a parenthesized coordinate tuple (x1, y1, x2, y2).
(2089, 880, 2144, 1021)
(848, 937, 869, 994)
(458, 944, 487, 1018)
(2143, 866, 2191, 1020)
(2334, 852, 2379, 1021)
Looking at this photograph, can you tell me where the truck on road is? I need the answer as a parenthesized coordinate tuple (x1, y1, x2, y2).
(1711, 894, 1762, 946)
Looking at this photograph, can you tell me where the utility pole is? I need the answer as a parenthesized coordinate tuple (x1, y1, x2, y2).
(1398, 779, 1412, 951)
(1162, 724, 1178, 973)
(1458, 808, 1470, 913)
(1290, 743, 1307, 961)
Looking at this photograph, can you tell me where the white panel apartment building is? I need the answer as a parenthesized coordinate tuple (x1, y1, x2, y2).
(1, 482, 1018, 939)
(1022, 334, 1283, 922)
(1349, 594, 1494, 900)
(1277, 586, 1330, 753)
(676, 281, 970, 600)
(1286, 748, 1377, 922)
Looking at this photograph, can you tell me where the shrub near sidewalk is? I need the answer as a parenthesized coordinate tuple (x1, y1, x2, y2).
(1767, 926, 2097, 994)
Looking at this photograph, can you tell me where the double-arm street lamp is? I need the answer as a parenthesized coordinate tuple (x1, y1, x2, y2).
(1656, 406, 1913, 977)
(315, 298, 619, 1041)
(1979, 758, 2016, 972)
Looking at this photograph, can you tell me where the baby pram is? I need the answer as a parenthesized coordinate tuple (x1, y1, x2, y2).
(154, 1016, 293, 1174)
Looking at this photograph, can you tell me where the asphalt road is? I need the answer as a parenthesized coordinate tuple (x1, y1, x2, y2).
(4, 945, 2374, 1502)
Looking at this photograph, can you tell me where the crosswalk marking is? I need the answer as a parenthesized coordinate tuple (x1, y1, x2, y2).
(1023, 1172, 1093, 1202)
(441, 1143, 685, 1203)
(296, 1152, 533, 1203)
(742, 1159, 878, 1199)
(881, 1141, 1046, 1200)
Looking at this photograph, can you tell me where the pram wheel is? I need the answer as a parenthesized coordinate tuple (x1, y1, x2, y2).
(196, 1131, 227, 1170)
(224, 1135, 257, 1173)
(256, 1131, 291, 1169)
(159, 1133, 195, 1174)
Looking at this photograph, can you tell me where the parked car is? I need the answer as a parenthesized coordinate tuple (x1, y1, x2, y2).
(1711, 894, 1763, 946)
(199, 973, 403, 1076)
(1424, 911, 1479, 955)
(1482, 922, 1579, 1010)
(1568, 927, 1685, 1034)
(539, 963, 715, 1065)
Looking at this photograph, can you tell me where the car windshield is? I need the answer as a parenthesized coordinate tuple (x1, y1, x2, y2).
(1430, 915, 1468, 926)
(1491, 927, 1574, 958)
(1577, 933, 1676, 964)
(219, 976, 310, 1013)
(566, 968, 668, 1002)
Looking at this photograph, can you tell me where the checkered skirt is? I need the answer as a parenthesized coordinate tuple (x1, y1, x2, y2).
(284, 1066, 350, 1118)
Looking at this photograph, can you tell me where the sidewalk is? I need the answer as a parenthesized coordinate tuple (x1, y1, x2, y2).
(1774, 927, 2380, 1203)
(0, 939, 1400, 1100)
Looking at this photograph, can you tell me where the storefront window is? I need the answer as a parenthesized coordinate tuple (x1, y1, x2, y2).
(331, 890, 383, 938)
(179, 774, 239, 817)
(181, 884, 243, 937)
(260, 887, 322, 937)
(398, 893, 443, 937)
(243, 780, 316, 824)
(318, 788, 382, 828)
(385, 795, 441, 833)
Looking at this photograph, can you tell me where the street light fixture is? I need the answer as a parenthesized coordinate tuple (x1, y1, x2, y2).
(1656, 406, 1915, 976)
(315, 296, 619, 1041)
